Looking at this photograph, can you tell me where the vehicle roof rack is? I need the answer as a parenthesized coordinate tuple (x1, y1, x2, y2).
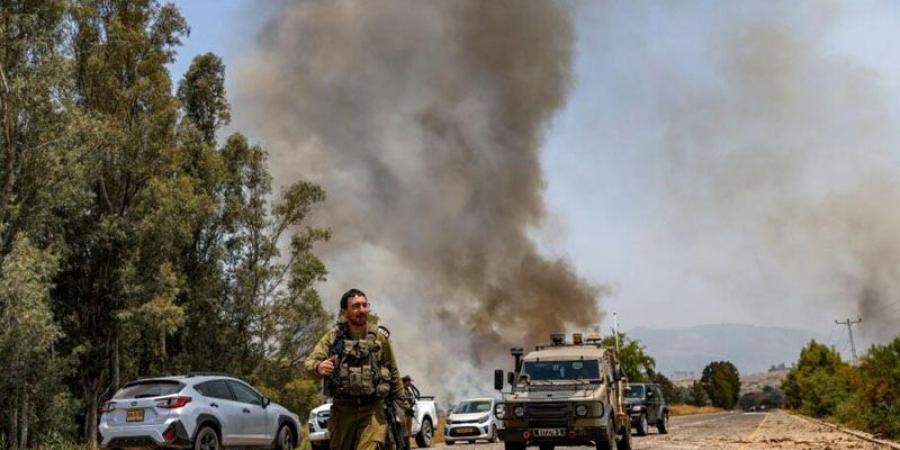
(186, 372, 234, 378)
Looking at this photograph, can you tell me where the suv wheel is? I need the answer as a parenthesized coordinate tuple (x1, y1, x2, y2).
(657, 411, 669, 434)
(636, 414, 648, 436)
(489, 425, 498, 443)
(415, 417, 433, 447)
(277, 425, 294, 450)
(193, 426, 219, 450)
(596, 428, 617, 450)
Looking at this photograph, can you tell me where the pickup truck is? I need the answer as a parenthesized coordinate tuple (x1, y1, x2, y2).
(308, 396, 438, 449)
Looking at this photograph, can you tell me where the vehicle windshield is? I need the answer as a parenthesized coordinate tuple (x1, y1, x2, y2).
(453, 401, 492, 414)
(625, 385, 645, 398)
(114, 380, 184, 399)
(523, 360, 600, 381)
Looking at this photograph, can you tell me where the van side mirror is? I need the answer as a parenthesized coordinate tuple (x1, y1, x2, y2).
(494, 369, 504, 391)
(506, 371, 515, 387)
(646, 390, 655, 398)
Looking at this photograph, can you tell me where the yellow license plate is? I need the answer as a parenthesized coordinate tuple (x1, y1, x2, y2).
(126, 409, 144, 422)
(457, 427, 475, 433)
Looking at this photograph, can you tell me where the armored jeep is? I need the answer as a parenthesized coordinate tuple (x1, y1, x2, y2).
(493, 333, 632, 450)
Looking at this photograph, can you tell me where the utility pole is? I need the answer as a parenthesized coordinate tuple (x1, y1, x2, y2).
(835, 317, 862, 362)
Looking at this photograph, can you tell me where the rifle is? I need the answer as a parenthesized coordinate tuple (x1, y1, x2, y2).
(384, 399, 410, 450)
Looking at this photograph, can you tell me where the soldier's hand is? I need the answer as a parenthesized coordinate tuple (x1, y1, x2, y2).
(317, 355, 336, 377)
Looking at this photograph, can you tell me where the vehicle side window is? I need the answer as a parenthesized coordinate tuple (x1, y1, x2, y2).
(197, 380, 234, 400)
(227, 380, 263, 405)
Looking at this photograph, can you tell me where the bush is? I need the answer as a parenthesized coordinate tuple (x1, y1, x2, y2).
(700, 361, 741, 409)
(782, 340, 852, 417)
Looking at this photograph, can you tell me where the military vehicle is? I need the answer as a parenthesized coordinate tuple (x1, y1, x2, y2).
(492, 333, 632, 450)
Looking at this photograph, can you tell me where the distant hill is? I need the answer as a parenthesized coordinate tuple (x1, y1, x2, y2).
(627, 323, 825, 376)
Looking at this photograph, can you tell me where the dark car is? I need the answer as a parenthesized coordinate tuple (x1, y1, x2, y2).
(624, 383, 669, 436)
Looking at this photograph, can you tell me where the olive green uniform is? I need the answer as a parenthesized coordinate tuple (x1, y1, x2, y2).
(304, 319, 411, 450)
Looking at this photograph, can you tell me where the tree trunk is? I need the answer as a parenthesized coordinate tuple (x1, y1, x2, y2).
(8, 396, 17, 450)
(18, 391, 28, 450)
(84, 384, 99, 449)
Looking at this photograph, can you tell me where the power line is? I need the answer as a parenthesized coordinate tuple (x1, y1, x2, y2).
(835, 318, 862, 362)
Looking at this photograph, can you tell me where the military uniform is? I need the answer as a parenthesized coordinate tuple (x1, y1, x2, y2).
(304, 318, 411, 450)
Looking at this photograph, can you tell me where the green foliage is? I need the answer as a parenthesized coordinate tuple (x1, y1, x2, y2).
(848, 337, 900, 438)
(700, 361, 741, 409)
(0, 2, 332, 447)
(686, 380, 710, 406)
(782, 340, 852, 417)
(601, 333, 656, 382)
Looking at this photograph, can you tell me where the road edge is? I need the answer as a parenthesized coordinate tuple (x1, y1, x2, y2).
(789, 411, 900, 449)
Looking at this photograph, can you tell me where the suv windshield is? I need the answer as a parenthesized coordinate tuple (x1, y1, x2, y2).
(523, 360, 600, 381)
(454, 401, 492, 414)
(114, 380, 184, 399)
(625, 385, 645, 398)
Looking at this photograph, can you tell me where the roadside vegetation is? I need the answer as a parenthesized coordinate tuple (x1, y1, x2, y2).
(0, 1, 330, 448)
(783, 338, 900, 440)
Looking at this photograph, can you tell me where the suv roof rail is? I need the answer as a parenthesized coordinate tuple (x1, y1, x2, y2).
(186, 372, 234, 378)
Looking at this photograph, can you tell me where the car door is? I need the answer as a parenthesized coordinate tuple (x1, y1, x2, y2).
(647, 386, 660, 423)
(227, 380, 271, 445)
(195, 380, 245, 445)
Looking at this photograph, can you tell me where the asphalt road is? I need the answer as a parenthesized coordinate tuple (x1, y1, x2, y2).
(432, 410, 893, 449)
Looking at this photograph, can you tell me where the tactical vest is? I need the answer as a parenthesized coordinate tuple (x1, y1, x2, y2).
(327, 324, 392, 399)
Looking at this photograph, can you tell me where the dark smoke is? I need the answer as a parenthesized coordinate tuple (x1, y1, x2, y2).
(235, 0, 604, 395)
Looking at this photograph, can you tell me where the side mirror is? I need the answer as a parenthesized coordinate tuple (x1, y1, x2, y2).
(494, 369, 504, 391)
(506, 372, 515, 387)
(262, 397, 271, 408)
(646, 391, 655, 398)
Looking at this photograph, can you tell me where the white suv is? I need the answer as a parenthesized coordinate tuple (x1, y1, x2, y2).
(98, 373, 300, 450)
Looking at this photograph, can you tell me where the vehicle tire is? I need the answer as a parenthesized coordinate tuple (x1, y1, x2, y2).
(595, 426, 617, 450)
(468, 440, 476, 444)
(193, 426, 220, 450)
(311, 443, 329, 450)
(635, 413, 648, 436)
(504, 442, 526, 450)
(445, 440, 455, 446)
(489, 425, 498, 443)
(617, 423, 632, 450)
(276, 424, 294, 450)
(539, 444, 555, 450)
(656, 411, 669, 434)
(415, 417, 433, 448)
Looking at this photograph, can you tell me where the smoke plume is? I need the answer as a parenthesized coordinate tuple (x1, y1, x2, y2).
(656, 5, 900, 347)
(235, 0, 603, 397)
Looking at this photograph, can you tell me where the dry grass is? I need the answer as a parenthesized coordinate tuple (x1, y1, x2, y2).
(668, 404, 726, 416)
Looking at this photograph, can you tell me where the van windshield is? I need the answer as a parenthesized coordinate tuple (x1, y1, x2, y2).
(523, 360, 600, 381)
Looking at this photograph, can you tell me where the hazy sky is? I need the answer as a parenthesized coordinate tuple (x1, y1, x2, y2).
(168, 0, 900, 357)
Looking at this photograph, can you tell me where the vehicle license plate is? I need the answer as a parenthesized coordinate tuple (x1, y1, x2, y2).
(126, 409, 144, 422)
(533, 428, 565, 437)
(457, 427, 476, 434)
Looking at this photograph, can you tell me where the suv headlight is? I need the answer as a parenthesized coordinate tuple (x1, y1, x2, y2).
(575, 404, 589, 417)
(513, 405, 525, 417)
(631, 405, 642, 413)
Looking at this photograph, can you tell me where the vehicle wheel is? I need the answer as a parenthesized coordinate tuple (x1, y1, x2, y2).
(468, 440, 476, 444)
(193, 426, 220, 450)
(489, 425, 498, 443)
(635, 413, 648, 436)
(617, 423, 632, 450)
(539, 444, 555, 450)
(416, 417, 433, 448)
(595, 427, 617, 450)
(445, 440, 455, 446)
(504, 442, 526, 450)
(656, 411, 669, 434)
(311, 443, 329, 450)
(276, 424, 294, 450)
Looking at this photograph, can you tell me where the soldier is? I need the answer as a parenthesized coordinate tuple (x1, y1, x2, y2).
(305, 288, 412, 450)
(400, 375, 420, 448)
